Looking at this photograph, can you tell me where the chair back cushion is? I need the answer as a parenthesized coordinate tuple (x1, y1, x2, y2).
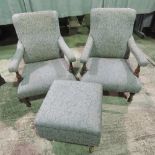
(90, 8, 136, 58)
(13, 11, 60, 63)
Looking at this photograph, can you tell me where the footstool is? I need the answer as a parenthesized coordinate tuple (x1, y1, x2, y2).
(35, 80, 102, 152)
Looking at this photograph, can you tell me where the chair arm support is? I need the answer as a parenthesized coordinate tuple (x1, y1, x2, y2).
(8, 41, 24, 72)
(128, 36, 149, 67)
(80, 35, 93, 63)
(58, 36, 76, 62)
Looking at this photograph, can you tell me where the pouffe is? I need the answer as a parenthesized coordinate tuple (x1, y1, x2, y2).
(35, 80, 102, 151)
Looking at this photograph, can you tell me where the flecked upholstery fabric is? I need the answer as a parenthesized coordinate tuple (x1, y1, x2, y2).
(80, 35, 93, 63)
(35, 80, 102, 146)
(90, 8, 136, 58)
(80, 8, 148, 94)
(58, 36, 76, 62)
(12, 11, 61, 63)
(9, 11, 76, 99)
(8, 41, 24, 72)
(18, 59, 75, 98)
(81, 58, 142, 93)
(128, 36, 149, 66)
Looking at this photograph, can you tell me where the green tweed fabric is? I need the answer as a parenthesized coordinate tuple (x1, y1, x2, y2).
(81, 58, 142, 93)
(1, 0, 155, 25)
(90, 8, 136, 58)
(18, 59, 75, 99)
(12, 11, 61, 63)
(35, 80, 102, 146)
(8, 41, 24, 72)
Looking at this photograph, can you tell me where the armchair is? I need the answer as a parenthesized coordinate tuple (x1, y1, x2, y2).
(80, 8, 149, 102)
(9, 11, 76, 107)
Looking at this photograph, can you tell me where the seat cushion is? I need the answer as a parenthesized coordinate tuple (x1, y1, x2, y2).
(35, 80, 102, 146)
(81, 58, 142, 93)
(18, 59, 75, 98)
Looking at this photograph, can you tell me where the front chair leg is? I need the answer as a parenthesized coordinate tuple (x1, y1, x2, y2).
(16, 71, 23, 83)
(81, 63, 87, 76)
(127, 65, 140, 102)
(134, 65, 140, 78)
(128, 93, 135, 102)
(69, 62, 74, 74)
(19, 98, 31, 107)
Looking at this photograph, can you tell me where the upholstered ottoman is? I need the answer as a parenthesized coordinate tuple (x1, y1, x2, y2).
(35, 80, 102, 151)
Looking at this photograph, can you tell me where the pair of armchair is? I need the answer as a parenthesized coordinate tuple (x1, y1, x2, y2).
(9, 9, 148, 107)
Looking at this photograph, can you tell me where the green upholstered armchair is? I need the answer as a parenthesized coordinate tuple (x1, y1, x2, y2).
(9, 11, 76, 107)
(80, 8, 149, 102)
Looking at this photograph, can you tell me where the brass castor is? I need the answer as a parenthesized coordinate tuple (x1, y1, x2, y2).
(89, 146, 94, 153)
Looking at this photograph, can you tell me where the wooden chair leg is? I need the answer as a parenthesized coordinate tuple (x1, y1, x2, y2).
(127, 93, 135, 102)
(81, 63, 87, 76)
(103, 90, 110, 96)
(127, 65, 140, 102)
(16, 71, 23, 83)
(0, 75, 5, 86)
(118, 92, 127, 99)
(89, 146, 94, 153)
(19, 98, 31, 107)
(69, 62, 74, 74)
(134, 65, 140, 78)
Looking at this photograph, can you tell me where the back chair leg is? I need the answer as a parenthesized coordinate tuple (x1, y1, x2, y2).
(118, 92, 127, 99)
(128, 93, 135, 102)
(103, 90, 110, 96)
(19, 98, 31, 107)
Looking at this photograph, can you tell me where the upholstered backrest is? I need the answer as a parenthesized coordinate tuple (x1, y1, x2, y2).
(90, 8, 136, 58)
(13, 11, 61, 63)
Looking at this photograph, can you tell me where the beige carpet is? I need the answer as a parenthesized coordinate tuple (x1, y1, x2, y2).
(0, 47, 155, 155)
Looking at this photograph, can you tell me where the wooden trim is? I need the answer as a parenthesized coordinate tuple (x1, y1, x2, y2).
(69, 62, 74, 74)
(19, 98, 31, 107)
(134, 65, 140, 78)
(118, 92, 127, 99)
(127, 93, 135, 102)
(81, 63, 87, 76)
(16, 71, 23, 83)
(19, 94, 46, 107)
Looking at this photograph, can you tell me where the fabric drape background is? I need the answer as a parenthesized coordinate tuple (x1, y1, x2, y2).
(0, 0, 155, 25)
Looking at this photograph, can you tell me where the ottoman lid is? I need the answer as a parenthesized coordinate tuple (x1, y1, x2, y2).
(35, 80, 102, 135)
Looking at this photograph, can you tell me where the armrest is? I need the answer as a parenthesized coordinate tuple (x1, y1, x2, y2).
(128, 36, 149, 67)
(80, 35, 93, 63)
(8, 41, 24, 72)
(58, 36, 76, 62)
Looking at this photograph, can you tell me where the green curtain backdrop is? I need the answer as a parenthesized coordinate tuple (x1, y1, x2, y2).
(0, 0, 155, 25)
(0, 0, 12, 25)
(104, 0, 155, 14)
(127, 0, 155, 14)
(23, 0, 103, 17)
(104, 0, 128, 8)
(0, 0, 26, 25)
